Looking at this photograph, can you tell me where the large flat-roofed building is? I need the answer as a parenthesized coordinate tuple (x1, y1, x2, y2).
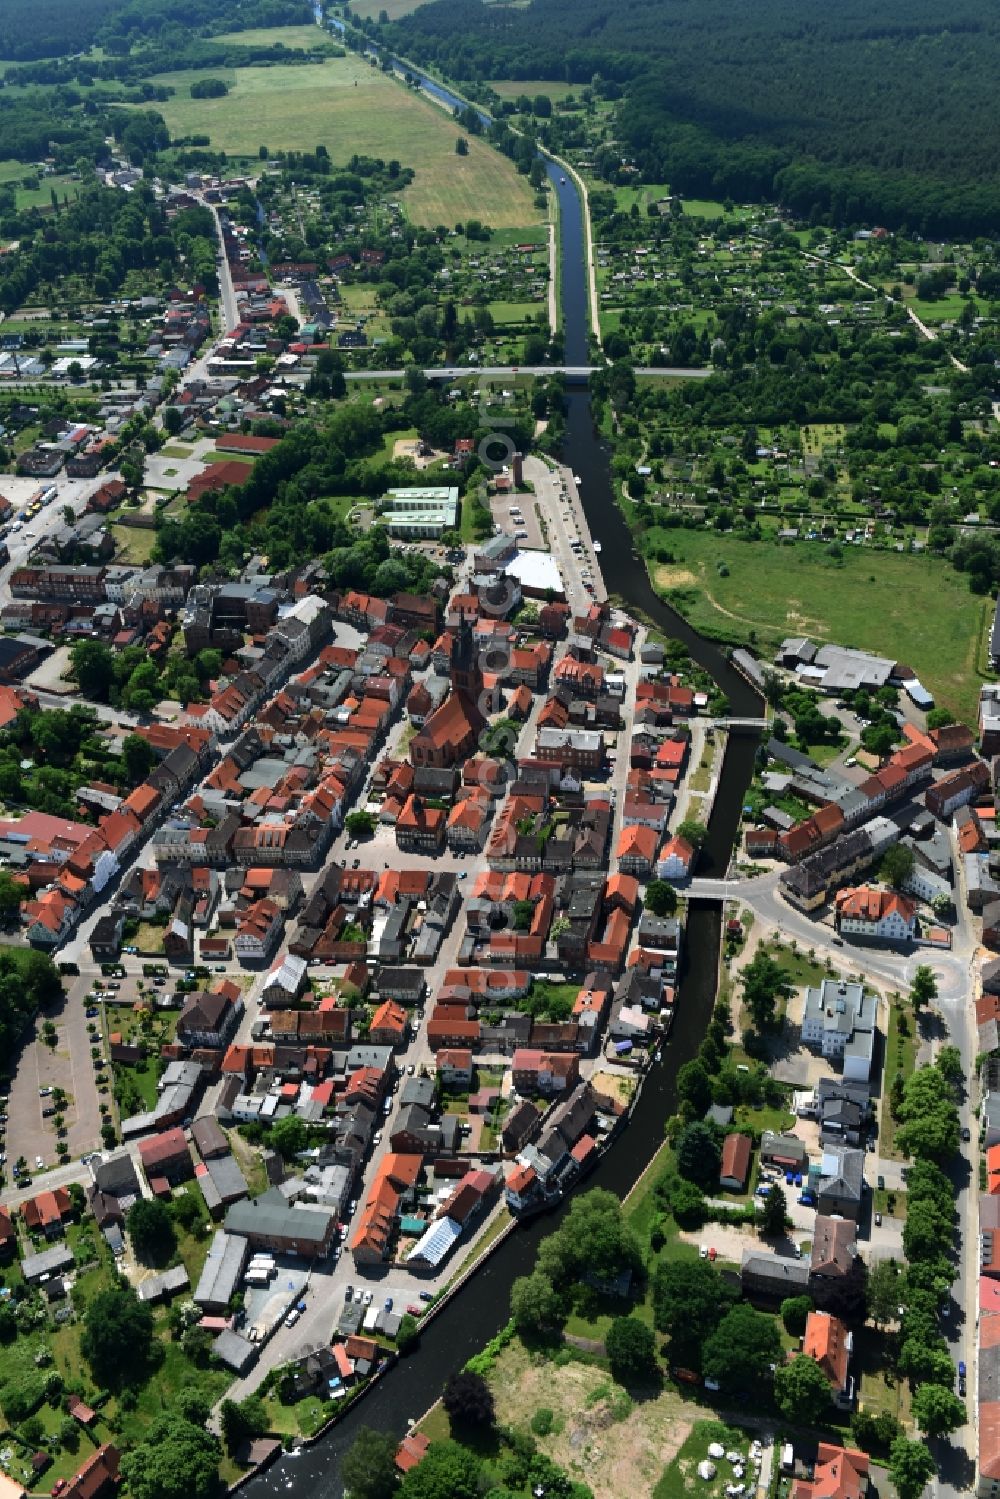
(378, 486, 459, 539)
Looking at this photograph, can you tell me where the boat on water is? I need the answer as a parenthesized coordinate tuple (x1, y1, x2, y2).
(573, 474, 582, 484)
(593, 540, 602, 553)
(560, 175, 566, 184)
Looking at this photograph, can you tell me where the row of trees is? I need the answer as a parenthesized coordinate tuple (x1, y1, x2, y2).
(509, 1189, 642, 1342)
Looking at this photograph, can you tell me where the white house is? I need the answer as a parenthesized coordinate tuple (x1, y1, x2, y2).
(834, 886, 916, 944)
(656, 834, 695, 882)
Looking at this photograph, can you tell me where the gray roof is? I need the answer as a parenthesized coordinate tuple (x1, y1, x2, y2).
(93, 1150, 140, 1196)
(194, 1230, 248, 1307)
(204, 1153, 249, 1203)
(740, 1250, 810, 1290)
(224, 1188, 334, 1247)
(819, 1146, 865, 1202)
(400, 1076, 435, 1110)
(346, 1045, 393, 1071)
(137, 1264, 190, 1302)
(22, 1244, 74, 1282)
(212, 1329, 257, 1373)
(761, 1131, 807, 1164)
(803, 979, 875, 1040)
(981, 1339, 1000, 1405)
(191, 1116, 229, 1159)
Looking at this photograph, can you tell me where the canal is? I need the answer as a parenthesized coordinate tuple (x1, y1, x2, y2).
(242, 44, 764, 1499)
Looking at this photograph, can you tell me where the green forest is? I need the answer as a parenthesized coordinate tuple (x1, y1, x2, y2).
(383, 0, 1000, 234)
(0, 0, 312, 60)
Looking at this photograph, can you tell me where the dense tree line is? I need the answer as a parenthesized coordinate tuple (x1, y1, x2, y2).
(0, 949, 62, 1071)
(0, 0, 311, 60)
(0, 182, 216, 313)
(385, 0, 1000, 234)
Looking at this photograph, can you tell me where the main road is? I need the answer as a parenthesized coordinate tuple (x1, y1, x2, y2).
(344, 364, 713, 381)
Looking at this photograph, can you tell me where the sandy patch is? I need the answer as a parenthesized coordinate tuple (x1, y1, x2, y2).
(490, 1342, 695, 1498)
(653, 564, 697, 588)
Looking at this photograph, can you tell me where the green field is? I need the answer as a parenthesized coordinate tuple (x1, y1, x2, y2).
(680, 198, 755, 219)
(0, 160, 81, 210)
(211, 24, 333, 48)
(150, 53, 541, 229)
(487, 78, 581, 102)
(351, 0, 438, 16)
(652, 533, 991, 721)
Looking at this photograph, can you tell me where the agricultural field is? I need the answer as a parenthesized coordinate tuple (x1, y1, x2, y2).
(149, 53, 541, 229)
(651, 532, 990, 721)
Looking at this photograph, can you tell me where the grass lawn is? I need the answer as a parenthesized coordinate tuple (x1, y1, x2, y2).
(805, 737, 852, 767)
(760, 938, 829, 989)
(110, 524, 158, 564)
(115, 1060, 159, 1112)
(880, 994, 918, 1159)
(681, 199, 755, 220)
(16, 173, 81, 211)
(873, 1186, 906, 1218)
(652, 533, 991, 722)
(732, 1100, 795, 1138)
(654, 1420, 755, 1499)
(148, 53, 540, 230)
(261, 1391, 329, 1437)
(134, 921, 166, 955)
(115, 1338, 229, 1446)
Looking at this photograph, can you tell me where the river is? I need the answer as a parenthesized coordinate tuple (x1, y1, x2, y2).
(240, 35, 763, 1499)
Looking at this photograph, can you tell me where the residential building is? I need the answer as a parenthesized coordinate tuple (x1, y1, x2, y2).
(803, 1311, 854, 1407)
(817, 1147, 865, 1220)
(792, 1445, 868, 1499)
(719, 1133, 752, 1192)
(834, 887, 916, 944)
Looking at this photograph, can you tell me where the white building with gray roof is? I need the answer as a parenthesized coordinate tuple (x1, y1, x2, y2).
(801, 979, 877, 1083)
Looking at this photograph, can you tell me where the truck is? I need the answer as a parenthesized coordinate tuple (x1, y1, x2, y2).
(244, 1268, 273, 1287)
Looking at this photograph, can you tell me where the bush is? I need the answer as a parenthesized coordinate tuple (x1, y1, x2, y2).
(530, 1407, 554, 1436)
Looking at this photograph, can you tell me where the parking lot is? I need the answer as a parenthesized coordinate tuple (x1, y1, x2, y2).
(488, 492, 543, 550)
(244, 1258, 311, 1340)
(4, 974, 104, 1177)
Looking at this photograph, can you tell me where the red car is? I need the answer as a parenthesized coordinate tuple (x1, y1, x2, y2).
(52, 1482, 67, 1496)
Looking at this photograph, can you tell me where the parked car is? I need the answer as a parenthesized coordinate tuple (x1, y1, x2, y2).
(874, 1212, 882, 1226)
(877, 1175, 885, 1190)
(962, 1126, 972, 1142)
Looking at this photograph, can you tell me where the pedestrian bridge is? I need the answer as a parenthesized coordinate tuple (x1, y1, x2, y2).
(707, 717, 770, 732)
